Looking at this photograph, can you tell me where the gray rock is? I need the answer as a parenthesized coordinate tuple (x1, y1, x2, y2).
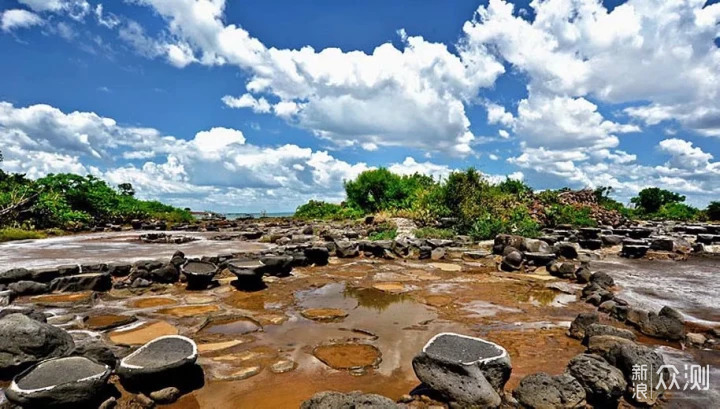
(8, 281, 48, 296)
(586, 335, 636, 357)
(553, 242, 579, 259)
(601, 343, 667, 406)
(650, 237, 692, 254)
(117, 335, 198, 389)
(226, 259, 265, 289)
(600, 235, 624, 246)
(148, 263, 179, 283)
(566, 354, 626, 405)
(30, 268, 60, 283)
(335, 240, 360, 258)
(583, 324, 636, 344)
(304, 247, 330, 266)
(522, 238, 551, 254)
(5, 356, 111, 409)
(49, 273, 111, 293)
(548, 261, 578, 279)
(181, 261, 217, 290)
(0, 314, 75, 376)
(626, 307, 685, 341)
(0, 290, 13, 306)
(0, 268, 32, 285)
(589, 271, 614, 289)
(412, 333, 510, 407)
(259, 255, 294, 276)
(574, 267, 592, 284)
(568, 313, 599, 340)
(300, 391, 398, 409)
(501, 251, 523, 271)
(149, 387, 181, 404)
(106, 263, 131, 277)
(513, 372, 586, 409)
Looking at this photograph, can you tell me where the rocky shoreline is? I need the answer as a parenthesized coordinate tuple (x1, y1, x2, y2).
(0, 217, 717, 408)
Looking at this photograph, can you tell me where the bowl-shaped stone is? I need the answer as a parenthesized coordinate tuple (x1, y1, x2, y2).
(117, 335, 198, 385)
(6, 356, 111, 409)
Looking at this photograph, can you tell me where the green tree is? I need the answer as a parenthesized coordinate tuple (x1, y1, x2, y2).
(118, 183, 135, 197)
(344, 168, 434, 213)
(631, 187, 685, 214)
(706, 201, 720, 221)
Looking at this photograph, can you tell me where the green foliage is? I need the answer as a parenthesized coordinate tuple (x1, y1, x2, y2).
(344, 168, 434, 213)
(0, 171, 192, 229)
(706, 201, 720, 221)
(655, 203, 698, 221)
(545, 204, 597, 227)
(631, 187, 685, 214)
(294, 200, 363, 220)
(469, 207, 540, 240)
(368, 223, 397, 241)
(0, 228, 45, 243)
(413, 227, 455, 240)
(498, 177, 533, 197)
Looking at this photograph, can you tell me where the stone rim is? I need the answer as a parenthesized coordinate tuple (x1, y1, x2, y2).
(119, 335, 198, 371)
(9, 356, 111, 395)
(422, 332, 508, 365)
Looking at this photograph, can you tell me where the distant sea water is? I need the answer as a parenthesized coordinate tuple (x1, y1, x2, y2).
(223, 212, 295, 219)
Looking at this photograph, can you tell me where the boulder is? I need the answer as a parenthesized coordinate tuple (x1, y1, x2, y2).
(0, 268, 32, 285)
(621, 244, 649, 258)
(574, 267, 592, 284)
(148, 263, 179, 283)
(566, 354, 626, 406)
(106, 263, 131, 277)
(56, 265, 80, 276)
(501, 251, 523, 271)
(600, 235, 624, 246)
(589, 271, 614, 289)
(513, 372, 586, 409)
(601, 343, 667, 406)
(494, 234, 525, 254)
(117, 335, 198, 390)
(0, 314, 75, 377)
(522, 238, 552, 254)
(582, 324, 636, 345)
(568, 313, 599, 340)
(412, 333, 510, 408)
(30, 268, 60, 283)
(49, 273, 111, 293)
(300, 391, 398, 409)
(304, 247, 330, 266)
(626, 307, 684, 341)
(5, 356, 111, 409)
(524, 252, 556, 266)
(586, 335, 636, 357)
(259, 255, 294, 276)
(8, 281, 49, 296)
(0, 290, 13, 306)
(578, 239, 602, 250)
(650, 237, 692, 254)
(553, 242, 579, 259)
(181, 261, 218, 290)
(548, 261, 578, 279)
(335, 240, 360, 258)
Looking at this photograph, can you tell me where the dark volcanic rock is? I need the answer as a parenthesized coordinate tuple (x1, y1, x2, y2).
(568, 313, 599, 340)
(148, 263, 180, 283)
(49, 273, 112, 293)
(227, 259, 265, 290)
(300, 391, 399, 409)
(117, 335, 198, 390)
(513, 372, 586, 409)
(582, 324, 636, 344)
(5, 356, 111, 409)
(626, 307, 685, 341)
(601, 343, 667, 406)
(553, 242, 579, 259)
(8, 281, 49, 296)
(566, 354, 626, 406)
(304, 247, 330, 266)
(106, 263, 132, 277)
(589, 271, 614, 289)
(335, 240, 360, 258)
(0, 314, 75, 377)
(259, 255, 294, 276)
(0, 268, 32, 284)
(501, 250, 523, 271)
(412, 333, 510, 408)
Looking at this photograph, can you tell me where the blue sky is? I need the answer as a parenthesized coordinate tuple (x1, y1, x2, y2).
(1, 0, 719, 212)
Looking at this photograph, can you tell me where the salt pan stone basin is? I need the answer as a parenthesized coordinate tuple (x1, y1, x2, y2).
(117, 335, 198, 385)
(226, 259, 265, 289)
(6, 356, 111, 409)
(412, 333, 512, 408)
(182, 261, 218, 289)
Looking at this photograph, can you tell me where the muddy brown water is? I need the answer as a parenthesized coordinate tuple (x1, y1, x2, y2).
(0, 233, 718, 408)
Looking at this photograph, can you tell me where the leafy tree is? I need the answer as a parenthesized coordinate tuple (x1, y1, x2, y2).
(631, 187, 685, 214)
(344, 169, 434, 213)
(118, 183, 135, 197)
(656, 202, 698, 221)
(707, 201, 720, 221)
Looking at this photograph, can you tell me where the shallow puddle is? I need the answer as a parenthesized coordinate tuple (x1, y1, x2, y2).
(108, 321, 178, 345)
(312, 343, 382, 370)
(200, 317, 262, 335)
(156, 304, 220, 317)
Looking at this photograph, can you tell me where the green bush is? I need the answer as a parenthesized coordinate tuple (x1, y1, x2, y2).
(368, 227, 397, 241)
(545, 204, 597, 227)
(706, 201, 720, 221)
(294, 200, 363, 220)
(413, 227, 455, 239)
(468, 207, 539, 240)
(655, 203, 698, 221)
(344, 168, 434, 213)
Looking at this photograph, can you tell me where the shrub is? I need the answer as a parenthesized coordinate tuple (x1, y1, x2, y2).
(344, 169, 434, 213)
(294, 200, 363, 220)
(706, 201, 720, 221)
(545, 204, 597, 227)
(655, 203, 698, 221)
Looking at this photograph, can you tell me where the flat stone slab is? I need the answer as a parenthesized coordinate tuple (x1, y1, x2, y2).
(6, 356, 111, 408)
(118, 335, 198, 386)
(301, 308, 348, 322)
(423, 333, 506, 365)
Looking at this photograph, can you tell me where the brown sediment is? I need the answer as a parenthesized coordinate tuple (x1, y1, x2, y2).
(27, 291, 94, 306)
(372, 282, 407, 293)
(198, 316, 262, 336)
(312, 343, 382, 370)
(156, 304, 220, 317)
(129, 297, 177, 308)
(85, 314, 137, 331)
(300, 308, 349, 322)
(108, 321, 178, 345)
(197, 339, 246, 353)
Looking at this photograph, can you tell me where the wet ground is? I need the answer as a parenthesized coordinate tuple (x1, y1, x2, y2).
(1, 234, 718, 408)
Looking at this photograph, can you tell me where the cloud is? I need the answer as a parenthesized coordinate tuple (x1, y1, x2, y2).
(388, 157, 453, 181)
(120, 0, 505, 155)
(94, 4, 119, 29)
(0, 101, 371, 212)
(222, 94, 271, 114)
(1, 9, 43, 32)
